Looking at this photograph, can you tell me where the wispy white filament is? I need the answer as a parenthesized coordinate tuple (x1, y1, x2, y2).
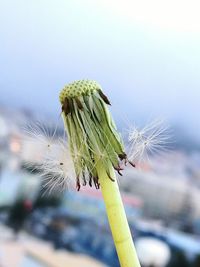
(40, 140, 75, 194)
(22, 122, 75, 194)
(127, 119, 170, 164)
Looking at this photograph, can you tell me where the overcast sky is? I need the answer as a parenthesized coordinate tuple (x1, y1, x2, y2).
(0, 0, 200, 138)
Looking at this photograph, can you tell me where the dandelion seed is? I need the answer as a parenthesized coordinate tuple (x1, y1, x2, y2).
(40, 141, 75, 194)
(22, 122, 58, 162)
(22, 122, 75, 194)
(127, 119, 170, 164)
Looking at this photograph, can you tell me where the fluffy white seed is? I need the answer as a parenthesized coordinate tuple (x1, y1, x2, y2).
(22, 122, 75, 194)
(127, 119, 171, 164)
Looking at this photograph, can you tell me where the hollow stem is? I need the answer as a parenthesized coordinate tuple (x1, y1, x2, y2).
(96, 160, 141, 267)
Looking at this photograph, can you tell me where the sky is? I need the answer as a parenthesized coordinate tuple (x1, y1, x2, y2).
(0, 0, 200, 139)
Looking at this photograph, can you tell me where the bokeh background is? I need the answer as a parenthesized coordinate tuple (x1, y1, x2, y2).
(0, 1, 200, 266)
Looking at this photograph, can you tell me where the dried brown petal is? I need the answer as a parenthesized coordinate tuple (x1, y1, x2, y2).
(99, 90, 111, 105)
(62, 98, 71, 115)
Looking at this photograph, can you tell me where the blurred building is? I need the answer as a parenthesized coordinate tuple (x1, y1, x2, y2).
(121, 166, 200, 223)
(62, 188, 142, 223)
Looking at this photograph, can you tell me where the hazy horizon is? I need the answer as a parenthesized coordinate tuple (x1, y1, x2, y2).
(0, 0, 200, 140)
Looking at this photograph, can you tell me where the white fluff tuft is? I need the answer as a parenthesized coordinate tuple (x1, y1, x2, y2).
(127, 119, 170, 164)
(40, 140, 75, 194)
(22, 122, 75, 194)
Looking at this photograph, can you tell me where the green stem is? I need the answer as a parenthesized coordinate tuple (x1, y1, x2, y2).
(96, 160, 141, 267)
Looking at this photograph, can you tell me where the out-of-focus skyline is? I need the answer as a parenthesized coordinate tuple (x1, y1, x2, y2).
(0, 0, 200, 139)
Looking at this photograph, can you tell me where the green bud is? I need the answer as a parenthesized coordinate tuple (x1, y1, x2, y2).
(59, 80, 126, 190)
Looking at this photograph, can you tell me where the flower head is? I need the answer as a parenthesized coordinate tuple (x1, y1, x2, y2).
(23, 82, 170, 193)
(59, 80, 126, 190)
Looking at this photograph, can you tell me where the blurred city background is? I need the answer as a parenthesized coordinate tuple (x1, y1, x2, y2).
(0, 1, 200, 267)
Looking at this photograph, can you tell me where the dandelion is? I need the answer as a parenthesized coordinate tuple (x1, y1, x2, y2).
(59, 80, 141, 267)
(25, 80, 168, 267)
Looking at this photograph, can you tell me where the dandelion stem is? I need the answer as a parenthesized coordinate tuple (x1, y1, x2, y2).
(96, 160, 141, 267)
(59, 80, 141, 266)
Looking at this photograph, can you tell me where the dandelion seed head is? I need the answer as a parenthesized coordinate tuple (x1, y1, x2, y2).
(24, 82, 170, 193)
(59, 80, 126, 189)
